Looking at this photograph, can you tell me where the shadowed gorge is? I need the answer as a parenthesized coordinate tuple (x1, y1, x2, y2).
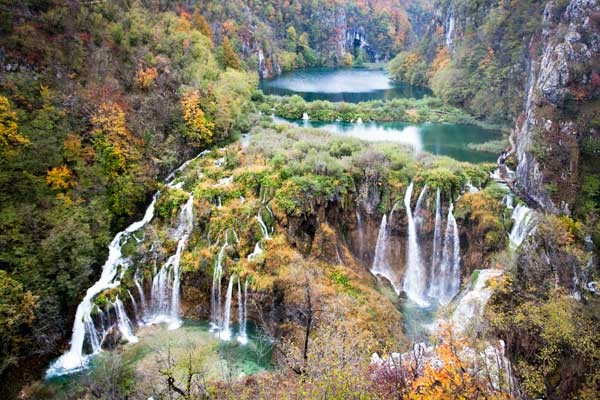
(0, 1, 599, 399)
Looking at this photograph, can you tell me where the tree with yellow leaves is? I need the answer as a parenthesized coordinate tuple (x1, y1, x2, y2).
(181, 90, 214, 148)
(46, 165, 77, 191)
(0, 95, 29, 157)
(91, 101, 140, 176)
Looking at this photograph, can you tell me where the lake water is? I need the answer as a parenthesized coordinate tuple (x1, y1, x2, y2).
(274, 117, 499, 163)
(260, 68, 432, 102)
(43, 320, 272, 398)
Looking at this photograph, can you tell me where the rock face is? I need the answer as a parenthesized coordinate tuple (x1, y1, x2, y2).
(515, 0, 600, 212)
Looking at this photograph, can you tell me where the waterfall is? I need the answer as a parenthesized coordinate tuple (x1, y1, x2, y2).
(147, 195, 194, 330)
(402, 182, 429, 307)
(134, 271, 147, 313)
(371, 215, 401, 294)
(302, 112, 310, 120)
(211, 238, 229, 330)
(355, 208, 364, 260)
(509, 204, 537, 248)
(414, 185, 428, 229)
(430, 203, 461, 304)
(114, 296, 138, 344)
(128, 290, 139, 321)
(257, 208, 271, 239)
(46, 194, 159, 377)
(220, 275, 235, 341)
(389, 201, 400, 226)
(247, 241, 263, 260)
(428, 189, 443, 297)
(237, 277, 249, 345)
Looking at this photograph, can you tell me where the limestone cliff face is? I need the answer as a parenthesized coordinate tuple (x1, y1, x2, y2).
(515, 0, 600, 213)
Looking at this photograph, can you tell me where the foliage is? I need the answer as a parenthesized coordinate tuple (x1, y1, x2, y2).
(260, 94, 485, 126)
(219, 37, 241, 70)
(181, 91, 214, 148)
(0, 96, 29, 157)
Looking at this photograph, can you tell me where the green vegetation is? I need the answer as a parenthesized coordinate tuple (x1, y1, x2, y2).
(259, 94, 492, 126)
(389, 1, 549, 123)
(0, 2, 255, 393)
(488, 216, 600, 399)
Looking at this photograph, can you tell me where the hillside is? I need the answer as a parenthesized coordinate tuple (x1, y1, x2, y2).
(0, 1, 599, 399)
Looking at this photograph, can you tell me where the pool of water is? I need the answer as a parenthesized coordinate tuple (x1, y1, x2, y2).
(274, 117, 500, 163)
(260, 68, 432, 102)
(42, 320, 272, 398)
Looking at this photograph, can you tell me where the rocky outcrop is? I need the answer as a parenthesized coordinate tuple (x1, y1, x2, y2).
(515, 0, 600, 213)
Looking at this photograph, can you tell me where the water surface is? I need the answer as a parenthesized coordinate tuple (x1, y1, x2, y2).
(260, 68, 432, 102)
(274, 117, 499, 163)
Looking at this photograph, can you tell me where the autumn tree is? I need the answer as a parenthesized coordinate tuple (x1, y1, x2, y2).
(0, 95, 29, 157)
(181, 90, 214, 148)
(219, 37, 240, 70)
(46, 165, 77, 191)
(90, 101, 140, 177)
(192, 9, 212, 43)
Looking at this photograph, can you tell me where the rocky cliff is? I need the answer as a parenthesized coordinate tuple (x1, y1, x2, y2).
(515, 0, 600, 213)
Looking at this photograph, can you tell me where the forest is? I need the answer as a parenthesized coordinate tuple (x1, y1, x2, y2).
(0, 0, 599, 399)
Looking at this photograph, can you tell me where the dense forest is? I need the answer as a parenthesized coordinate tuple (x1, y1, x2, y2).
(0, 0, 599, 399)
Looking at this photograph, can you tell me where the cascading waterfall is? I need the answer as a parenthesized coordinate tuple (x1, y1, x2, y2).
(134, 271, 147, 312)
(430, 203, 461, 304)
(371, 215, 401, 294)
(509, 204, 537, 248)
(46, 194, 159, 377)
(414, 185, 428, 229)
(47, 152, 205, 378)
(211, 237, 229, 330)
(237, 277, 249, 344)
(355, 208, 364, 260)
(147, 195, 194, 329)
(113, 296, 138, 344)
(402, 183, 429, 307)
(428, 188, 443, 298)
(257, 208, 271, 239)
(220, 275, 236, 341)
(128, 290, 139, 321)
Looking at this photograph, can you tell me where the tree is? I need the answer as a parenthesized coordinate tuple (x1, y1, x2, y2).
(91, 101, 141, 176)
(0, 95, 29, 157)
(285, 26, 297, 52)
(192, 9, 212, 42)
(181, 90, 214, 148)
(46, 165, 76, 191)
(0, 271, 38, 374)
(219, 37, 240, 70)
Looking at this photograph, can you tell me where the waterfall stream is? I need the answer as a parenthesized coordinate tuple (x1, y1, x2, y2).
(402, 182, 429, 307)
(428, 189, 443, 298)
(429, 202, 461, 304)
(46, 194, 159, 377)
(237, 277, 249, 344)
(47, 153, 204, 378)
(509, 204, 537, 248)
(147, 195, 194, 329)
(220, 275, 235, 341)
(371, 215, 401, 293)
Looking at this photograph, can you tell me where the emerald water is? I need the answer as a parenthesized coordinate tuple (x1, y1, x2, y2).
(274, 117, 499, 163)
(260, 67, 432, 102)
(41, 320, 272, 399)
